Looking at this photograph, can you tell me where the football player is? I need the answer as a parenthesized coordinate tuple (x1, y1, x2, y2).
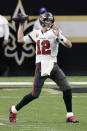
(9, 12, 79, 123)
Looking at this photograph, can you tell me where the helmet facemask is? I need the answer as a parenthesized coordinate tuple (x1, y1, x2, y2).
(39, 12, 54, 30)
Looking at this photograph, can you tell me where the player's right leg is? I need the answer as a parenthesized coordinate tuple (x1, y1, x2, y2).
(9, 63, 47, 122)
(50, 63, 79, 123)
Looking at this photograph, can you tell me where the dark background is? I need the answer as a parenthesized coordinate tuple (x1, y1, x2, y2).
(0, 0, 87, 76)
(0, 0, 87, 15)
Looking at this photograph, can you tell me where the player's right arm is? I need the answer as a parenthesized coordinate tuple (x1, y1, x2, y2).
(17, 24, 24, 43)
(17, 24, 33, 44)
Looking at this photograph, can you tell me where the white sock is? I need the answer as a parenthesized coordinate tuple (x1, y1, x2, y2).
(12, 106, 18, 114)
(66, 112, 74, 118)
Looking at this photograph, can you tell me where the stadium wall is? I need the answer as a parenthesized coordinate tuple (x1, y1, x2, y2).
(0, 0, 87, 76)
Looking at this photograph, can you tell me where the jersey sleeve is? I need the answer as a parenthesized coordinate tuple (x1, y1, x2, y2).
(29, 30, 37, 42)
(23, 30, 36, 44)
(23, 35, 32, 44)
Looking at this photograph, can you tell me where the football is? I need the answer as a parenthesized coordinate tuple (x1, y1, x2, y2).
(12, 13, 28, 23)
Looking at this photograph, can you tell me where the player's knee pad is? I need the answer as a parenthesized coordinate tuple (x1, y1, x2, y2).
(32, 88, 41, 98)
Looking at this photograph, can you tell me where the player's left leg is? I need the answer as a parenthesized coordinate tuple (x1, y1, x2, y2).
(9, 63, 48, 122)
(50, 63, 79, 123)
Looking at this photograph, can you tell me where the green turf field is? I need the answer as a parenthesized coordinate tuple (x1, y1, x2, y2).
(0, 76, 87, 131)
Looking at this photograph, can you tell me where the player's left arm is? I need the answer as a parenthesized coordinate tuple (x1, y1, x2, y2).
(64, 39, 72, 48)
(58, 32, 72, 48)
(52, 25, 72, 48)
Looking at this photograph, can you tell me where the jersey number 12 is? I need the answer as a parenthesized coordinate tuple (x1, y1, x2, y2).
(37, 40, 51, 55)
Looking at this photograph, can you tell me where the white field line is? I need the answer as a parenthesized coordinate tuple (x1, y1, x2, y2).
(20, 128, 57, 131)
(0, 123, 6, 125)
(0, 95, 87, 99)
(0, 82, 87, 85)
(0, 96, 21, 98)
(73, 96, 87, 97)
(19, 125, 57, 131)
(0, 82, 33, 85)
